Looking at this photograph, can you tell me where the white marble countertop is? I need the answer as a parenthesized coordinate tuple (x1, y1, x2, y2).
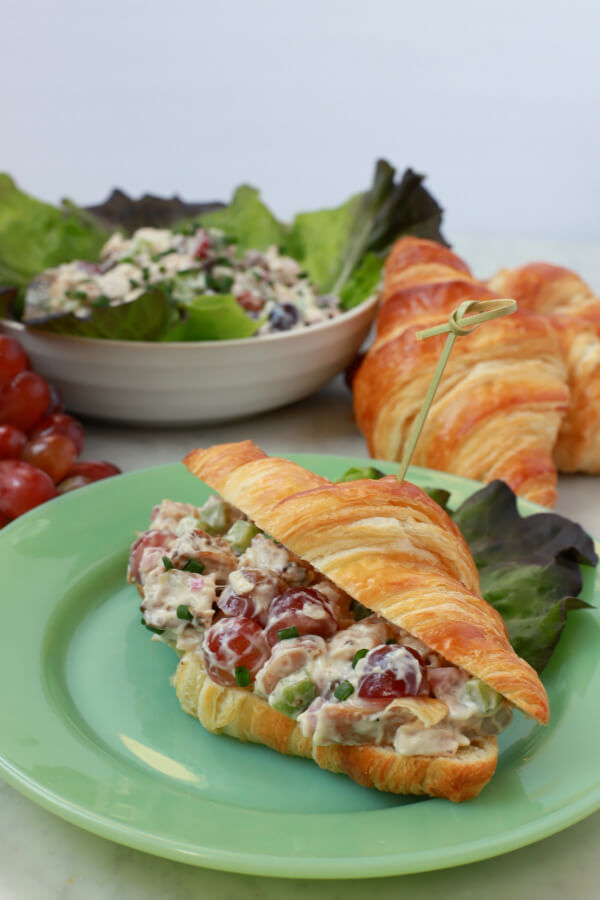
(2, 237, 600, 899)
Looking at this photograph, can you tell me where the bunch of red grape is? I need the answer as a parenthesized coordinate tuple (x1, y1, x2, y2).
(0, 334, 120, 527)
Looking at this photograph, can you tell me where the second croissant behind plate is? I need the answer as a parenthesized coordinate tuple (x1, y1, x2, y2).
(352, 238, 570, 508)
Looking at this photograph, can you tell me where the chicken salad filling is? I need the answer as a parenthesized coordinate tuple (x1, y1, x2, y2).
(129, 497, 513, 756)
(25, 226, 343, 334)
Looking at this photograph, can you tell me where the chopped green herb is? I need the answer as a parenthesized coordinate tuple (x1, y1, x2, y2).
(334, 680, 355, 701)
(140, 616, 164, 635)
(278, 626, 300, 641)
(65, 288, 89, 301)
(151, 248, 176, 261)
(385, 637, 397, 644)
(162, 556, 174, 571)
(141, 266, 150, 281)
(91, 294, 111, 307)
(182, 558, 205, 574)
(176, 604, 194, 621)
(129, 278, 140, 289)
(234, 666, 251, 687)
(352, 648, 368, 668)
(206, 272, 234, 294)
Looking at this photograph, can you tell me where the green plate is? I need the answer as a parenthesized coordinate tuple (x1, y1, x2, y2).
(0, 455, 599, 879)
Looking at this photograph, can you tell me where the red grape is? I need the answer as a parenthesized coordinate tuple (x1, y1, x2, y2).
(21, 434, 78, 484)
(194, 230, 210, 259)
(56, 474, 91, 494)
(218, 568, 286, 625)
(357, 645, 425, 700)
(0, 424, 27, 459)
(0, 371, 51, 431)
(45, 383, 64, 416)
(29, 413, 85, 454)
(264, 587, 338, 646)
(67, 460, 121, 482)
(0, 511, 9, 529)
(202, 616, 269, 687)
(0, 460, 56, 520)
(0, 335, 29, 388)
(128, 530, 176, 583)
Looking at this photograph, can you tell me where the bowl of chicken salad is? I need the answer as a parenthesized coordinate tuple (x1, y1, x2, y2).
(0, 161, 446, 424)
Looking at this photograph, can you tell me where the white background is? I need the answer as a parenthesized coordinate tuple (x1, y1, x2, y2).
(2, 0, 599, 240)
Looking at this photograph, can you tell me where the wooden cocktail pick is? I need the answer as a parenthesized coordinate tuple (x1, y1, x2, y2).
(396, 298, 517, 483)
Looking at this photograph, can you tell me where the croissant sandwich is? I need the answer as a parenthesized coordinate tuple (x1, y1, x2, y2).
(128, 441, 548, 802)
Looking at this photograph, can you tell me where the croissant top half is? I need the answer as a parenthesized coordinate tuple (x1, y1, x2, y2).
(184, 441, 549, 724)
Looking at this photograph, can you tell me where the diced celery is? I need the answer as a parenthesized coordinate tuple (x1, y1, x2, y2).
(462, 678, 502, 716)
(197, 498, 228, 535)
(224, 520, 260, 555)
(269, 670, 316, 719)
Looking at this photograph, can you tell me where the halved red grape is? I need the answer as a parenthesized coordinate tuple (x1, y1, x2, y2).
(357, 645, 426, 700)
(29, 413, 85, 454)
(0, 336, 29, 388)
(202, 616, 269, 687)
(264, 587, 338, 646)
(0, 425, 27, 459)
(0, 460, 56, 520)
(67, 460, 121, 482)
(218, 568, 286, 625)
(128, 529, 176, 583)
(0, 371, 51, 431)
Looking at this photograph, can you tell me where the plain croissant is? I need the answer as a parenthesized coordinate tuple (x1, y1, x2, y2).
(352, 237, 570, 507)
(488, 263, 600, 473)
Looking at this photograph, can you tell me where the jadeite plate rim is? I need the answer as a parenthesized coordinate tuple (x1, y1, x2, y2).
(0, 455, 598, 880)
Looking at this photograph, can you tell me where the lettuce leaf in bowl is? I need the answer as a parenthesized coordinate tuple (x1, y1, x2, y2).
(194, 185, 286, 254)
(284, 162, 446, 308)
(23, 288, 172, 341)
(0, 175, 108, 289)
(161, 294, 261, 341)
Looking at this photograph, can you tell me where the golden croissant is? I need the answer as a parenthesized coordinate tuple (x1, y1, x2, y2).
(352, 237, 570, 507)
(129, 441, 548, 802)
(488, 263, 600, 473)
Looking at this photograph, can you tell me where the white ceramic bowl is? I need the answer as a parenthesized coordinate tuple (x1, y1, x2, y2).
(0, 296, 378, 425)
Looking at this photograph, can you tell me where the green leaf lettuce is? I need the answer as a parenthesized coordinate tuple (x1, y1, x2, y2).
(451, 480, 596, 672)
(0, 174, 108, 289)
(161, 294, 261, 341)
